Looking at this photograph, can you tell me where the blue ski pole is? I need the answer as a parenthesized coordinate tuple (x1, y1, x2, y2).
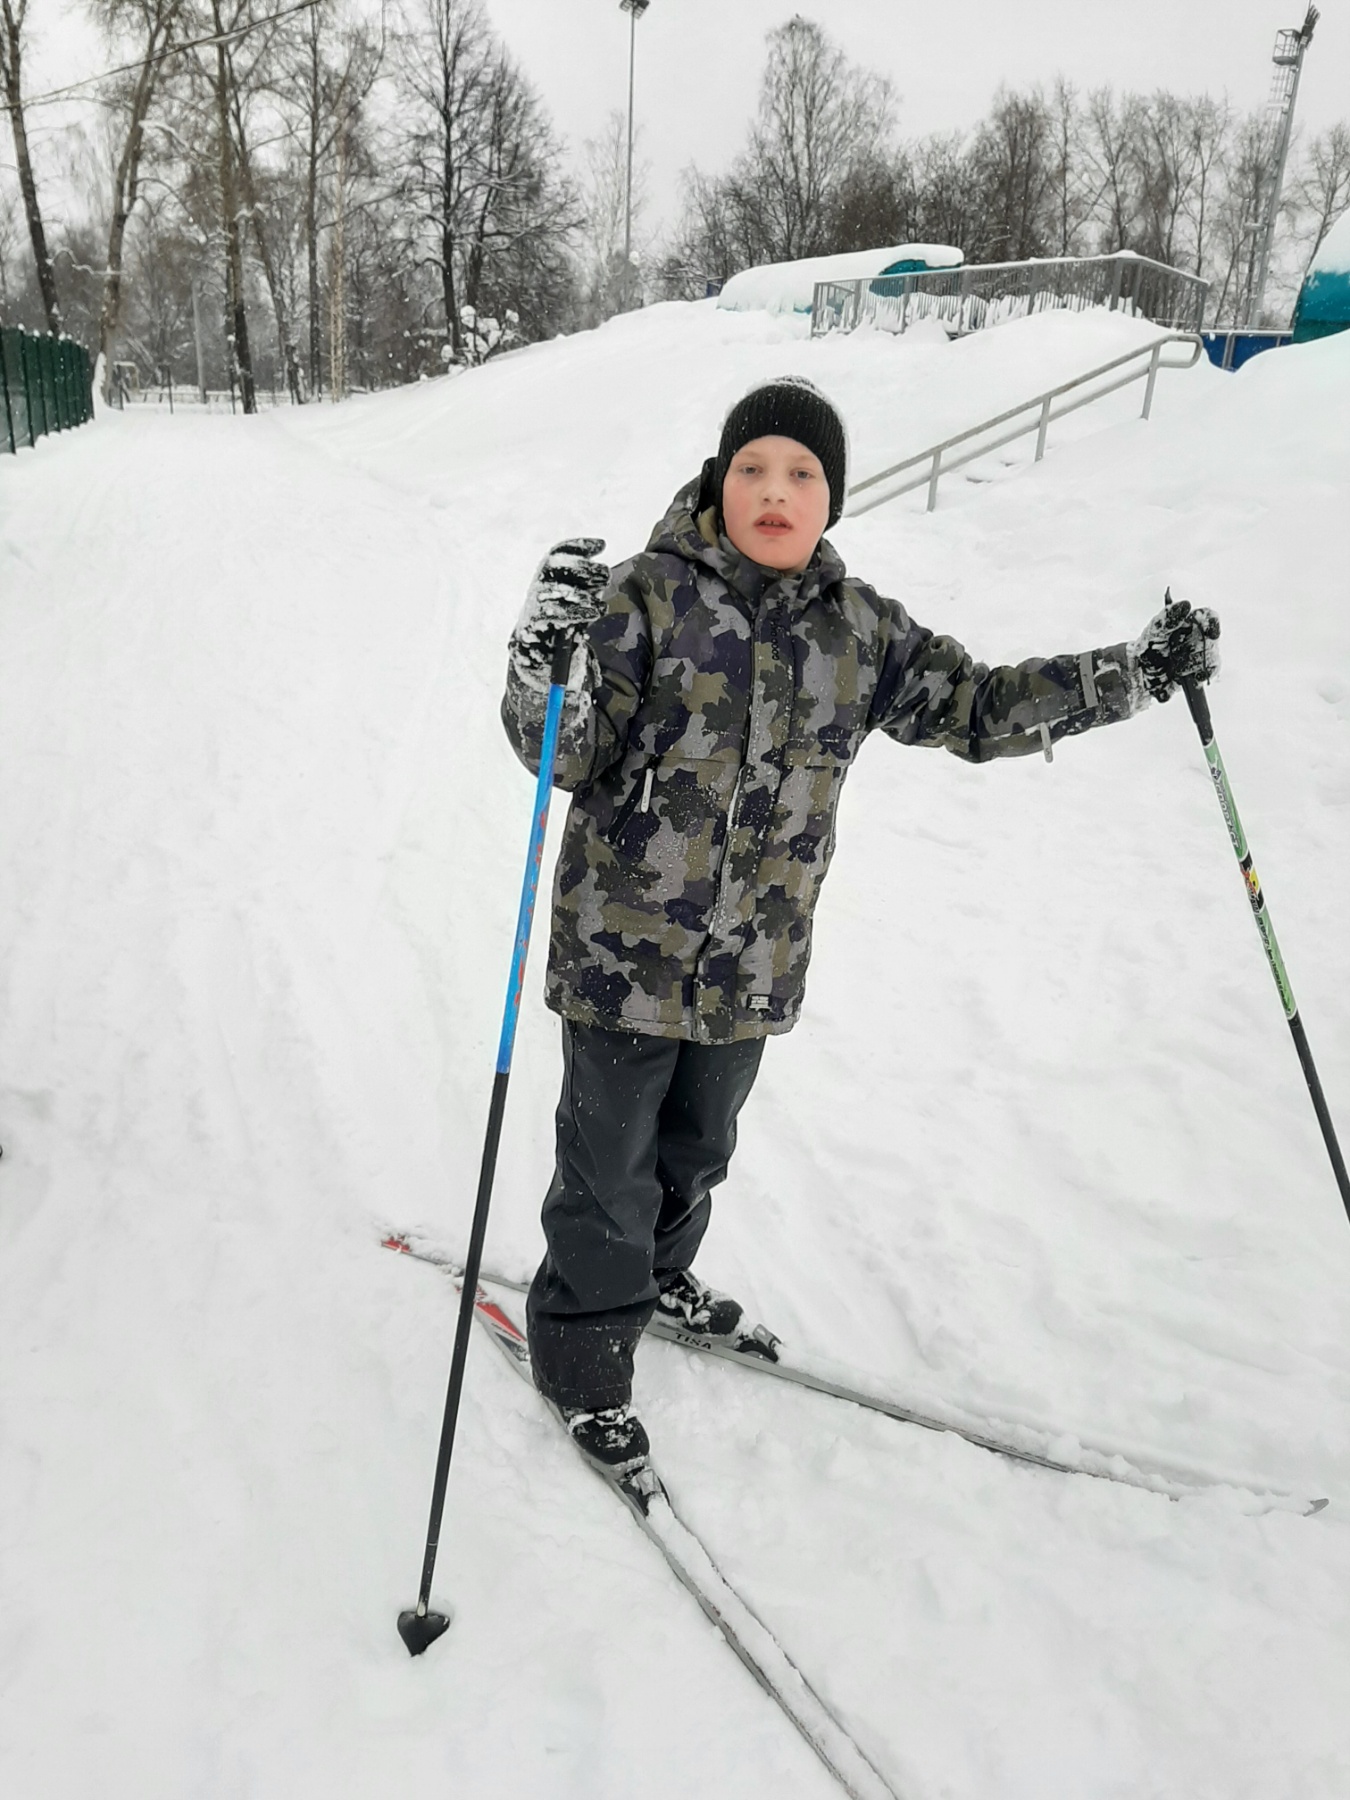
(399, 636, 573, 1655)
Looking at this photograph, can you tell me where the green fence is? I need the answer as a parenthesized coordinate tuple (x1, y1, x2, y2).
(1, 327, 95, 454)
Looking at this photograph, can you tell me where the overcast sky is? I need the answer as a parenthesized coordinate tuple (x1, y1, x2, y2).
(19, 0, 1350, 233)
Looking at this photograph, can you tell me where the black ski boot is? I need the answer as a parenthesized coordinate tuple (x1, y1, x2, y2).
(561, 1403, 651, 1476)
(655, 1268, 744, 1341)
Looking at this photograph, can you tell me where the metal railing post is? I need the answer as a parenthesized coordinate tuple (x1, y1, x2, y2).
(927, 448, 942, 511)
(1141, 343, 1162, 418)
(1035, 393, 1053, 460)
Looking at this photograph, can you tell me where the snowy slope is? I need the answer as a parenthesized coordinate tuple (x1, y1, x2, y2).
(1, 303, 1347, 1799)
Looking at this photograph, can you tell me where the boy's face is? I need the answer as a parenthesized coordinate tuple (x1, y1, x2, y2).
(721, 435, 831, 573)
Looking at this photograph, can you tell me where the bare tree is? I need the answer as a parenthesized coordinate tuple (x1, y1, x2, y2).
(746, 16, 893, 261)
(0, 0, 61, 330)
(91, 0, 186, 389)
(1291, 121, 1350, 277)
(969, 87, 1052, 261)
(1135, 91, 1199, 267)
(1043, 78, 1090, 258)
(826, 148, 919, 254)
(393, 0, 493, 359)
(1081, 87, 1143, 251)
(160, 0, 268, 406)
(1182, 94, 1231, 283)
(1211, 111, 1272, 325)
(577, 109, 648, 323)
(658, 166, 749, 296)
(121, 190, 197, 373)
(394, 0, 577, 362)
(274, 0, 381, 394)
(909, 131, 982, 253)
(666, 16, 893, 282)
(0, 181, 20, 306)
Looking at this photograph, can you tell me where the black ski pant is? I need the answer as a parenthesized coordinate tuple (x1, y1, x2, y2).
(526, 1018, 765, 1412)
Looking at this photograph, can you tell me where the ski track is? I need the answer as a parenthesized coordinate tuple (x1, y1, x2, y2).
(1, 306, 1348, 1797)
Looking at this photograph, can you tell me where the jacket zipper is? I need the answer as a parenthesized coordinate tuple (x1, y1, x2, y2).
(706, 764, 747, 939)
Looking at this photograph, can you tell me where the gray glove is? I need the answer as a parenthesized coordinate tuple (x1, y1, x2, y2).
(1129, 592, 1220, 705)
(510, 537, 609, 691)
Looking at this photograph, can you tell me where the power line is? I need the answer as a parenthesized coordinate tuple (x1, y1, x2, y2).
(1, 0, 323, 114)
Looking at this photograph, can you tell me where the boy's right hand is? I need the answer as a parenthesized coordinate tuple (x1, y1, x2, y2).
(511, 538, 610, 690)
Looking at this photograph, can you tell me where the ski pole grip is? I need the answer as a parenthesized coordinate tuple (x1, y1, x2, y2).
(549, 634, 573, 689)
(1183, 679, 1213, 746)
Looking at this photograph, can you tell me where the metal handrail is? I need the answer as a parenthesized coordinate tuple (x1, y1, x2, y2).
(846, 332, 1204, 517)
(813, 252, 1210, 340)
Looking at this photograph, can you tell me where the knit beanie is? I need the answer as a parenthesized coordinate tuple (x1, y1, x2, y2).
(705, 375, 850, 530)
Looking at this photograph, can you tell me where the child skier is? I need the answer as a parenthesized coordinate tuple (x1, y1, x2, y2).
(502, 374, 1219, 1475)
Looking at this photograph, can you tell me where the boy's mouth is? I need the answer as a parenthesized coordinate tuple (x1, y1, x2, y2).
(754, 513, 792, 533)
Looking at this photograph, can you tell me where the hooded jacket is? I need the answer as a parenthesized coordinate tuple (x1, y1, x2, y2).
(503, 477, 1136, 1044)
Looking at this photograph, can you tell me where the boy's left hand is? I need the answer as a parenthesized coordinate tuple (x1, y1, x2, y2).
(1130, 593, 1221, 705)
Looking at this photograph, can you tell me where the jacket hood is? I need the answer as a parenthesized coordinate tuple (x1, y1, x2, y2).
(645, 474, 848, 609)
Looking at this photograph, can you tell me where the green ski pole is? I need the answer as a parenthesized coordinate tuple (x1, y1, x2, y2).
(1184, 679, 1350, 1227)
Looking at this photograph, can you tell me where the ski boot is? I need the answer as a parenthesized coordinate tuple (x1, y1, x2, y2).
(561, 1403, 651, 1476)
(655, 1268, 780, 1362)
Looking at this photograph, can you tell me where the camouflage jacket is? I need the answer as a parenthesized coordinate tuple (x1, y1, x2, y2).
(503, 477, 1137, 1044)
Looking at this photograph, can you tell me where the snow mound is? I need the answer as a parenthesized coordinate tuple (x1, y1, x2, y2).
(717, 243, 963, 314)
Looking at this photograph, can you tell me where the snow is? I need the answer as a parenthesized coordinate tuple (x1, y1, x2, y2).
(2, 301, 1349, 1798)
(1309, 208, 1350, 276)
(717, 244, 963, 314)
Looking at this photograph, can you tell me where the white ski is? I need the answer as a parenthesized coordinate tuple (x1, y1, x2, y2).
(383, 1231, 1328, 1518)
(386, 1234, 903, 1800)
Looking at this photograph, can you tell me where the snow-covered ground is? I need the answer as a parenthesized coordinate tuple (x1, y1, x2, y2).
(1, 302, 1347, 1798)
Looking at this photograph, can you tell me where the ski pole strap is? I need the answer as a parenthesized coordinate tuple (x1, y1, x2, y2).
(1185, 683, 1296, 1021)
(495, 638, 572, 1075)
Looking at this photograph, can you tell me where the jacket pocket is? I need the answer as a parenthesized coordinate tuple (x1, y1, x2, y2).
(773, 748, 848, 870)
(604, 755, 659, 847)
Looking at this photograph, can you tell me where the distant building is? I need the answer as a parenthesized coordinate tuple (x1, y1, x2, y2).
(1291, 210, 1350, 344)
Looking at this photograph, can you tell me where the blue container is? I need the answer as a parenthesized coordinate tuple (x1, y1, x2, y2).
(1201, 330, 1291, 371)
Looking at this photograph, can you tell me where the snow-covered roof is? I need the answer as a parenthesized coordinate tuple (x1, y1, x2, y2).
(716, 244, 964, 315)
(1309, 208, 1350, 277)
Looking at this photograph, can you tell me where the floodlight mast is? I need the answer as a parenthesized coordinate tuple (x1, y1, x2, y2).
(619, 0, 650, 295)
(1247, 4, 1318, 328)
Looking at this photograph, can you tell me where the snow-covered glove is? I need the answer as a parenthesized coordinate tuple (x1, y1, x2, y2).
(509, 537, 610, 692)
(1128, 593, 1220, 706)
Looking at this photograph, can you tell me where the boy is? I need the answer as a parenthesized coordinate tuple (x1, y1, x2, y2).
(502, 374, 1218, 1475)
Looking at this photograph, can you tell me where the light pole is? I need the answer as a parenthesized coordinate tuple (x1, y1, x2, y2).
(1247, 5, 1318, 327)
(619, 0, 650, 292)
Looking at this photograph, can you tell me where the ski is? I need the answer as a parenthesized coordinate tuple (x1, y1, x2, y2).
(383, 1232, 1328, 1517)
(391, 1237, 903, 1800)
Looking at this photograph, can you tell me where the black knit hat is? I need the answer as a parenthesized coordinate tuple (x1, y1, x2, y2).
(706, 375, 849, 530)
